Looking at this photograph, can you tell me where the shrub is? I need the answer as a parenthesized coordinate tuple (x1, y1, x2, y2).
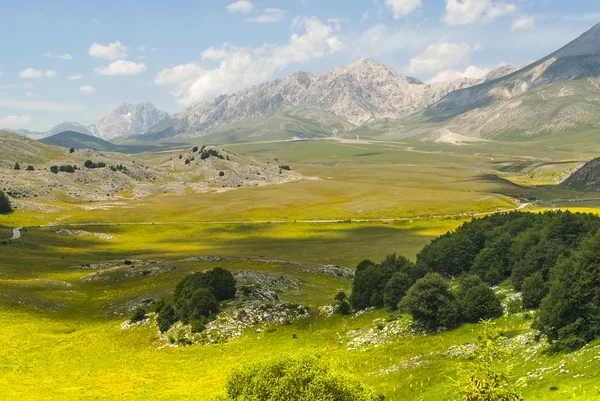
(521, 272, 547, 309)
(200, 148, 224, 160)
(400, 273, 461, 330)
(26, 165, 34, 171)
(84, 160, 94, 168)
(192, 146, 199, 153)
(219, 171, 225, 177)
(59, 165, 75, 173)
(69, 148, 75, 153)
(130, 308, 146, 323)
(223, 354, 381, 401)
(50, 166, 59, 174)
(176, 287, 219, 324)
(175, 268, 237, 303)
(14, 162, 20, 170)
(0, 191, 11, 214)
(334, 291, 347, 302)
(456, 275, 503, 322)
(157, 304, 177, 333)
(279, 165, 291, 171)
(338, 300, 351, 315)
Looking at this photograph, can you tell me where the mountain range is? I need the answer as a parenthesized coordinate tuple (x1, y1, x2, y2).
(11, 102, 168, 141)
(7, 22, 600, 146)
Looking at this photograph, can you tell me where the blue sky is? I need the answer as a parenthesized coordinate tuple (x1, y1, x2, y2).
(0, 0, 598, 131)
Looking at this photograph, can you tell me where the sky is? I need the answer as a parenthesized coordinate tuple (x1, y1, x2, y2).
(0, 0, 598, 131)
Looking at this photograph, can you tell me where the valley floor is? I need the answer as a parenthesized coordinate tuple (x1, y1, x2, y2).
(2, 138, 600, 400)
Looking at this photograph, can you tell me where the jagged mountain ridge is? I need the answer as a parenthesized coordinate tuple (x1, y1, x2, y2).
(425, 22, 600, 121)
(89, 102, 169, 140)
(143, 59, 517, 140)
(7, 102, 169, 141)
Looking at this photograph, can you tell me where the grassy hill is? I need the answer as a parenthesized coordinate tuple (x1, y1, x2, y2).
(40, 130, 122, 151)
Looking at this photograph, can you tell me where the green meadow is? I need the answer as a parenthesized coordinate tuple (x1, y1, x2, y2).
(1, 138, 600, 400)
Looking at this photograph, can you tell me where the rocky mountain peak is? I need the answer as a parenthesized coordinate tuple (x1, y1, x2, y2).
(91, 102, 169, 140)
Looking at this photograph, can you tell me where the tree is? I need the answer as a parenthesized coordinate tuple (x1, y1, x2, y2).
(383, 272, 412, 311)
(50, 166, 59, 174)
(176, 288, 219, 324)
(223, 354, 381, 401)
(400, 273, 461, 330)
(334, 291, 347, 302)
(157, 304, 177, 333)
(26, 165, 34, 171)
(350, 265, 383, 310)
(84, 160, 94, 168)
(534, 232, 600, 350)
(0, 191, 11, 214)
(192, 146, 199, 152)
(456, 275, 503, 323)
(14, 162, 20, 170)
(452, 321, 523, 401)
(69, 147, 75, 153)
(521, 272, 547, 309)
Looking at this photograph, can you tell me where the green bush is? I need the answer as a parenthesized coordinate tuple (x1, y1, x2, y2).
(338, 300, 351, 315)
(222, 354, 381, 401)
(176, 288, 219, 324)
(175, 268, 237, 303)
(50, 166, 59, 174)
(130, 308, 146, 323)
(14, 162, 20, 170)
(400, 273, 461, 330)
(0, 191, 11, 214)
(279, 165, 291, 171)
(521, 272, 547, 309)
(383, 272, 412, 311)
(219, 171, 225, 177)
(26, 165, 34, 171)
(157, 304, 177, 333)
(456, 275, 503, 322)
(59, 165, 75, 173)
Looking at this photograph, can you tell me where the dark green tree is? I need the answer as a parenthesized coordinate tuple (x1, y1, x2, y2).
(456, 275, 503, 322)
(383, 272, 412, 311)
(400, 273, 461, 330)
(521, 272, 547, 309)
(50, 165, 59, 174)
(0, 191, 11, 214)
(176, 288, 219, 324)
(157, 304, 177, 333)
(130, 308, 147, 323)
(14, 162, 20, 170)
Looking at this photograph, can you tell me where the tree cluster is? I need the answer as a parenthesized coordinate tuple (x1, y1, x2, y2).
(408, 211, 600, 349)
(200, 148, 224, 160)
(109, 164, 127, 173)
(154, 268, 237, 333)
(84, 160, 106, 169)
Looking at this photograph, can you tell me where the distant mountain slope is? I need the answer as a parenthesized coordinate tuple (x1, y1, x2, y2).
(89, 102, 169, 140)
(562, 157, 600, 192)
(40, 131, 121, 152)
(424, 22, 600, 122)
(0, 130, 64, 167)
(143, 59, 515, 141)
(9, 103, 168, 141)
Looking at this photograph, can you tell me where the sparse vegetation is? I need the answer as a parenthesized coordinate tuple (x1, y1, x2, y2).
(84, 160, 106, 169)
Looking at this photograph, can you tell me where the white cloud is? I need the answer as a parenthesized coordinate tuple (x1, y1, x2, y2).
(405, 42, 482, 76)
(385, 0, 422, 19)
(511, 15, 535, 31)
(227, 0, 254, 14)
(0, 115, 32, 125)
(443, 0, 516, 26)
(353, 24, 429, 58)
(248, 8, 286, 23)
(88, 41, 128, 60)
(94, 60, 147, 76)
(19, 68, 57, 79)
(25, 92, 41, 97)
(137, 45, 147, 52)
(428, 65, 490, 83)
(67, 74, 82, 80)
(360, 11, 369, 22)
(0, 97, 82, 112)
(79, 85, 95, 94)
(155, 17, 343, 105)
(22, 84, 35, 88)
(43, 51, 73, 60)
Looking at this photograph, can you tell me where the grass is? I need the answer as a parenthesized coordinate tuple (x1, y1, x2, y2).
(2, 138, 600, 400)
